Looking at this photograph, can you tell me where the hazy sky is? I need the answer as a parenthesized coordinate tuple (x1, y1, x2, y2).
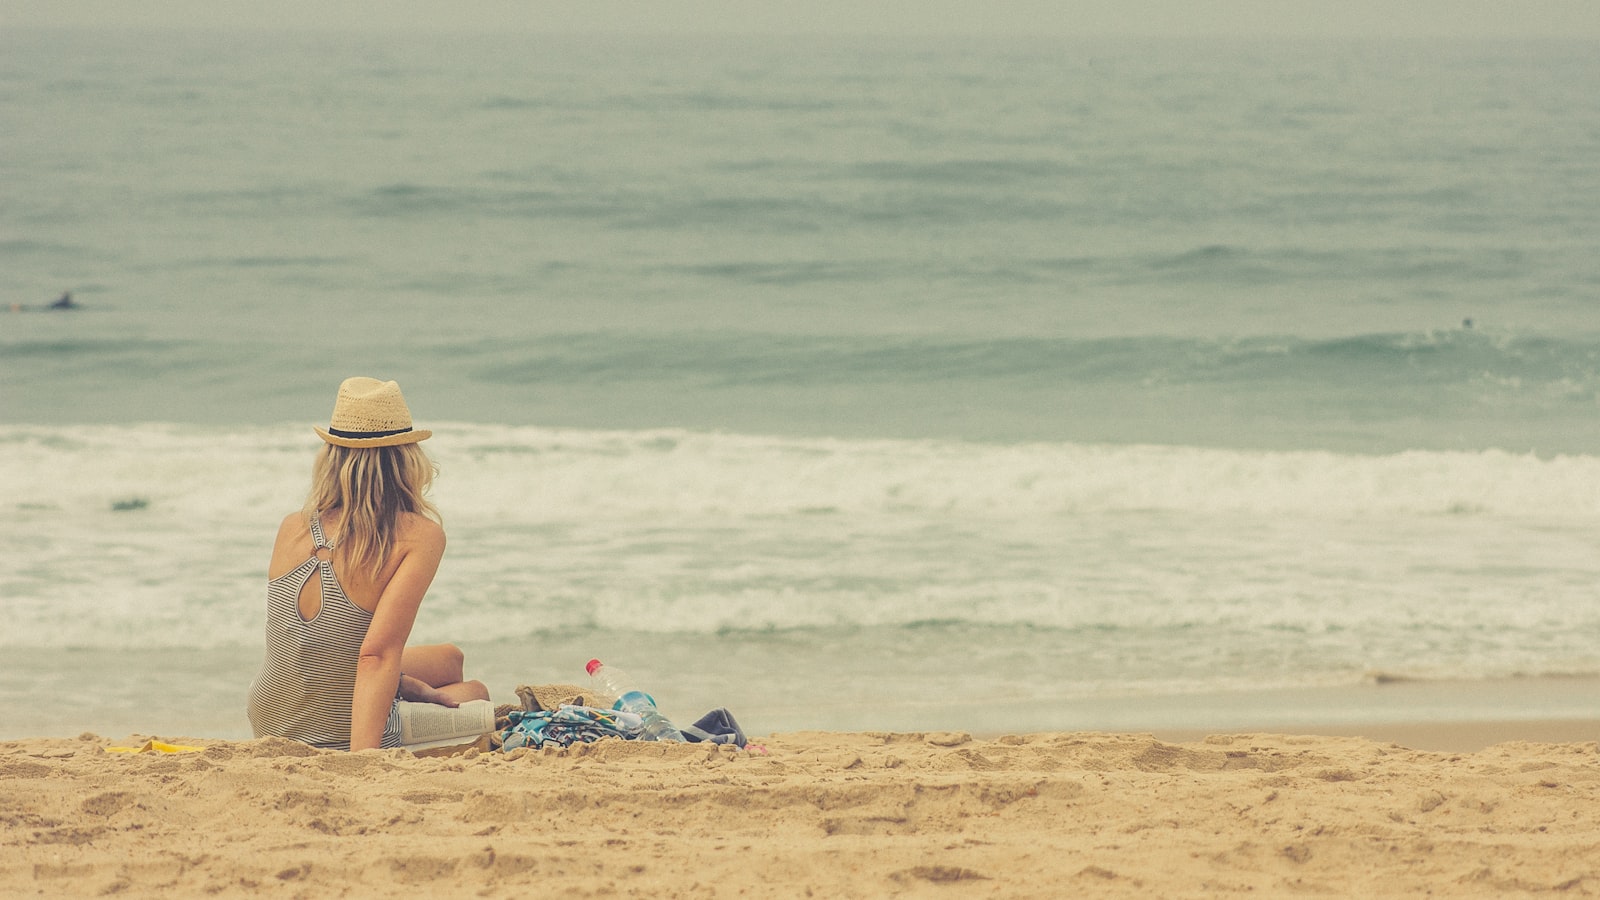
(2, 0, 1597, 39)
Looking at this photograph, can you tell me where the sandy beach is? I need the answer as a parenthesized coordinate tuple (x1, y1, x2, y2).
(4, 725, 1597, 898)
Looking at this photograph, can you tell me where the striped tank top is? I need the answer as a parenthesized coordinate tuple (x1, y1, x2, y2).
(246, 511, 403, 750)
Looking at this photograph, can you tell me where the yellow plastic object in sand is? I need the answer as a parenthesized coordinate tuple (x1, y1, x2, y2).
(104, 739, 204, 754)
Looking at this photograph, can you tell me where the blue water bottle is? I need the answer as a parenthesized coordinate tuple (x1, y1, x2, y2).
(586, 659, 685, 742)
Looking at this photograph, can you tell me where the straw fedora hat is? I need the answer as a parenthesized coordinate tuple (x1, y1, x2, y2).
(314, 376, 432, 448)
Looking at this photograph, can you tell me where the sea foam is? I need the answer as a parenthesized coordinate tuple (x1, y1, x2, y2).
(6, 424, 1600, 667)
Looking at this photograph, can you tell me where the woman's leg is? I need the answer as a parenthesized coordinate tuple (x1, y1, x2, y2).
(402, 643, 490, 703)
(402, 643, 466, 686)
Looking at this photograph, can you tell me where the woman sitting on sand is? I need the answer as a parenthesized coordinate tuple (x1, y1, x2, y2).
(247, 377, 489, 751)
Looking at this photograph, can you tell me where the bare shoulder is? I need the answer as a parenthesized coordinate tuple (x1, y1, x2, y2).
(394, 512, 446, 550)
(268, 511, 311, 578)
(277, 510, 307, 539)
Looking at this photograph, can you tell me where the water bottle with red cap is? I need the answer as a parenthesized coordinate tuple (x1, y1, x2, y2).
(586, 659, 685, 742)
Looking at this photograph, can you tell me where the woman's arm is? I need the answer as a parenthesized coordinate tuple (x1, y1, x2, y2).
(349, 521, 446, 751)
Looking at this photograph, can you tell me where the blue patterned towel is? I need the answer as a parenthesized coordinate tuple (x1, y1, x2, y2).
(498, 705, 645, 751)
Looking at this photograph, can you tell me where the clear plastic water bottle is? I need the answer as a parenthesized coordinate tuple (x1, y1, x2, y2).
(586, 659, 685, 742)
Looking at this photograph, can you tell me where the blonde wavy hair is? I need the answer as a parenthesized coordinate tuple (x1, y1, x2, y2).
(305, 443, 441, 580)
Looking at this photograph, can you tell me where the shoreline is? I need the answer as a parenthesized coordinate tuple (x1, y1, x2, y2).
(5, 718, 1597, 756)
(3, 646, 1596, 751)
(1050, 675, 1600, 752)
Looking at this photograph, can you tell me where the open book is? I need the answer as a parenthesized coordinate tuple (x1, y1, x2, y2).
(396, 699, 496, 751)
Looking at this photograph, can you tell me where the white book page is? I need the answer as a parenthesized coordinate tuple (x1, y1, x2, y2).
(396, 699, 495, 745)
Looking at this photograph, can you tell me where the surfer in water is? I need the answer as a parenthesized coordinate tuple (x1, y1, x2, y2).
(8, 291, 79, 313)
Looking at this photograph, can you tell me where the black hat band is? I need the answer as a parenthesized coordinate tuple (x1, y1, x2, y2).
(326, 426, 414, 439)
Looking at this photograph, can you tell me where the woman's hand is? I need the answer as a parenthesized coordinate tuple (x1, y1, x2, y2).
(400, 673, 461, 708)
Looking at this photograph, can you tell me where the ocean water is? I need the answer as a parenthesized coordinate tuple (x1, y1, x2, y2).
(3, 28, 1600, 739)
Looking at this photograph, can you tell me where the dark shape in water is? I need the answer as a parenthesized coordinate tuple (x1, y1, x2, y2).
(8, 291, 80, 313)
